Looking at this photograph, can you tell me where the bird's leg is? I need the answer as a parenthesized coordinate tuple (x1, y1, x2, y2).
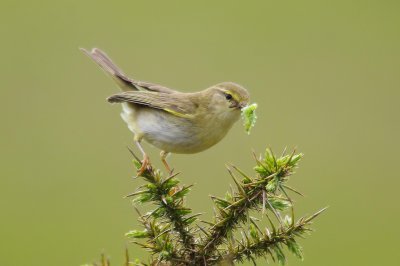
(135, 140, 150, 176)
(160, 151, 172, 174)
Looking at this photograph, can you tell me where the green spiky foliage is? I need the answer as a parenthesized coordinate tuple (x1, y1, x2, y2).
(85, 148, 325, 266)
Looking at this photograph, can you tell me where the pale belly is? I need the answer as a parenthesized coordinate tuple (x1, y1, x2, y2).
(120, 103, 239, 154)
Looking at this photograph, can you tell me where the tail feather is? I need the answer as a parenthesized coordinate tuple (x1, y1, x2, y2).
(80, 48, 138, 91)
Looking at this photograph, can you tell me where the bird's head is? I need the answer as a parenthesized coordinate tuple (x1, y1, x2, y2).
(202, 82, 250, 123)
(209, 81, 250, 110)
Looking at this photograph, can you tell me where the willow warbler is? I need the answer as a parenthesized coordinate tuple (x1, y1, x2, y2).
(81, 48, 250, 174)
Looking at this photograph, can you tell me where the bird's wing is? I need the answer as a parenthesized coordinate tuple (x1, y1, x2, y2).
(107, 91, 197, 118)
(81, 48, 176, 94)
(132, 80, 177, 94)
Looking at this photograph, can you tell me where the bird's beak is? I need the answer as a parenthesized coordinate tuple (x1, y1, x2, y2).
(229, 101, 248, 109)
(239, 102, 248, 109)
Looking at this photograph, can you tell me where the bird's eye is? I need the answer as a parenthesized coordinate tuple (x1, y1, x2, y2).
(225, 94, 232, 100)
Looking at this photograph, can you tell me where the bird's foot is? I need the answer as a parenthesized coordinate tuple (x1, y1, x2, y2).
(162, 161, 174, 175)
(160, 151, 174, 175)
(137, 154, 151, 176)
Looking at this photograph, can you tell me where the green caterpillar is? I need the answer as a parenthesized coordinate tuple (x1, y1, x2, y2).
(241, 103, 258, 134)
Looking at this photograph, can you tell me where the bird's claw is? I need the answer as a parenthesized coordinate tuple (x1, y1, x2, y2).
(137, 155, 151, 176)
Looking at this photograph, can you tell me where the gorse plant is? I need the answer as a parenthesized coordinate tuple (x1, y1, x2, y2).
(86, 148, 325, 266)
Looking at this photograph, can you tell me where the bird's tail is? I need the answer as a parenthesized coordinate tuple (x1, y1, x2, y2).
(80, 48, 137, 91)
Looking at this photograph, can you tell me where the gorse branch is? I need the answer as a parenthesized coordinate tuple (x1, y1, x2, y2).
(231, 207, 327, 265)
(85, 148, 325, 266)
(194, 149, 310, 265)
(125, 163, 197, 262)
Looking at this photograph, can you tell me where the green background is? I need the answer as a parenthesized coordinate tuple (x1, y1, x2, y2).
(1, 1, 399, 265)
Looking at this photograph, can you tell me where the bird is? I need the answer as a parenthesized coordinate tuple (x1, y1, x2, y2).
(81, 48, 250, 175)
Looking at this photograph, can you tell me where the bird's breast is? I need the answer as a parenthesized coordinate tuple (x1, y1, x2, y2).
(121, 105, 240, 154)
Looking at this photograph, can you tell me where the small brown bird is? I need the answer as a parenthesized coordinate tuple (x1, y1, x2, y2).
(81, 48, 250, 175)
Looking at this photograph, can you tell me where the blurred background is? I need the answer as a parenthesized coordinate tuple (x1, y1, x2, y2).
(1, 0, 399, 265)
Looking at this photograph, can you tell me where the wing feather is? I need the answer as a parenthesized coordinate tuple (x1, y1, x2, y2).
(107, 91, 197, 118)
